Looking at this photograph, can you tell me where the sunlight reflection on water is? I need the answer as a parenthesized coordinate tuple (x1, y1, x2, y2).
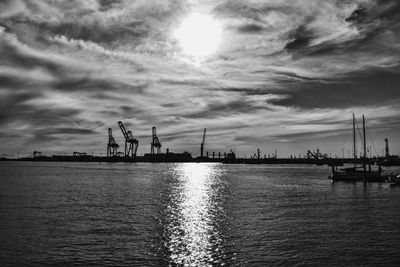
(163, 163, 226, 266)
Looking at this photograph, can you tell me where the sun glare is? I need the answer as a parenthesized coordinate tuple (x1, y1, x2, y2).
(174, 13, 222, 58)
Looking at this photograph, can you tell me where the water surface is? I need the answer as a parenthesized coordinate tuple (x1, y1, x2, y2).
(1, 162, 400, 266)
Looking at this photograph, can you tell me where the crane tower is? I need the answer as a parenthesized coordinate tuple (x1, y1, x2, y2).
(151, 127, 162, 154)
(118, 121, 139, 158)
(106, 128, 119, 157)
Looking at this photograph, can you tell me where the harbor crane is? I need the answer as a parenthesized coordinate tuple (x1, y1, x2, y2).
(151, 127, 162, 154)
(106, 128, 119, 157)
(118, 121, 139, 158)
(200, 128, 206, 158)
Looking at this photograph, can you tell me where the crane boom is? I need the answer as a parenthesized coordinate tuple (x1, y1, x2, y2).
(117, 121, 139, 158)
(118, 121, 129, 140)
(108, 128, 113, 139)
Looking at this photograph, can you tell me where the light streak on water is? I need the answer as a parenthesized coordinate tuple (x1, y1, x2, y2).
(163, 163, 225, 266)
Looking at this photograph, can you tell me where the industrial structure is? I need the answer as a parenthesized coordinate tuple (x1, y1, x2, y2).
(382, 137, 400, 165)
(33, 151, 42, 158)
(20, 118, 399, 166)
(307, 148, 328, 160)
(106, 128, 119, 157)
(200, 128, 206, 158)
(151, 127, 162, 154)
(73, 152, 87, 156)
(118, 121, 139, 158)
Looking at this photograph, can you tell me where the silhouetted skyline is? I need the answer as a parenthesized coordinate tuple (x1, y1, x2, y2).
(0, 0, 399, 157)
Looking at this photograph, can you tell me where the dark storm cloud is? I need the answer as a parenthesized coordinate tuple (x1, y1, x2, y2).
(215, 87, 272, 96)
(344, 1, 400, 46)
(345, 7, 368, 24)
(236, 23, 265, 34)
(285, 22, 315, 50)
(271, 66, 400, 109)
(347, 0, 400, 23)
(0, 101, 81, 126)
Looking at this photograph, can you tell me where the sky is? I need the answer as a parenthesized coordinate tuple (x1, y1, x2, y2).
(0, 0, 400, 158)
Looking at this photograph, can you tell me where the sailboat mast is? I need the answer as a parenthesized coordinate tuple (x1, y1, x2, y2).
(363, 115, 367, 160)
(353, 114, 356, 166)
(363, 115, 367, 182)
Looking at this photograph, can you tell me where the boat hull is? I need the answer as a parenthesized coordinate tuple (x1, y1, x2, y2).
(389, 175, 400, 185)
(329, 171, 388, 182)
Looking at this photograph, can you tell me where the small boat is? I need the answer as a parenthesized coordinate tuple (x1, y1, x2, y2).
(330, 165, 387, 182)
(388, 173, 400, 185)
(329, 114, 388, 183)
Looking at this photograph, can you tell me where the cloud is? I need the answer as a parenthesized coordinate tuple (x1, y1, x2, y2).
(0, 0, 25, 18)
(285, 22, 315, 50)
(271, 66, 400, 109)
(0, 0, 400, 156)
(1, 0, 187, 47)
(236, 23, 265, 34)
(182, 97, 275, 119)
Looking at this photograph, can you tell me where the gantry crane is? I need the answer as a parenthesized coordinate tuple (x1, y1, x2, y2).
(107, 128, 119, 157)
(118, 121, 139, 158)
(151, 127, 162, 154)
(200, 128, 206, 157)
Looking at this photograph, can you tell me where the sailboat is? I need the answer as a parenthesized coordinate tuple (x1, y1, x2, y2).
(388, 174, 400, 185)
(329, 114, 387, 182)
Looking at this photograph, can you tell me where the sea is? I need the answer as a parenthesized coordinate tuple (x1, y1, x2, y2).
(1, 162, 400, 266)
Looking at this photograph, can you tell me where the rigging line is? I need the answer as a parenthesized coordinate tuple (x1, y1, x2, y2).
(355, 119, 364, 142)
(366, 125, 379, 156)
(354, 119, 364, 155)
(344, 122, 354, 157)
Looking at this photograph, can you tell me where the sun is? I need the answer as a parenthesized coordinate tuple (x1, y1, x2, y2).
(174, 13, 222, 58)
